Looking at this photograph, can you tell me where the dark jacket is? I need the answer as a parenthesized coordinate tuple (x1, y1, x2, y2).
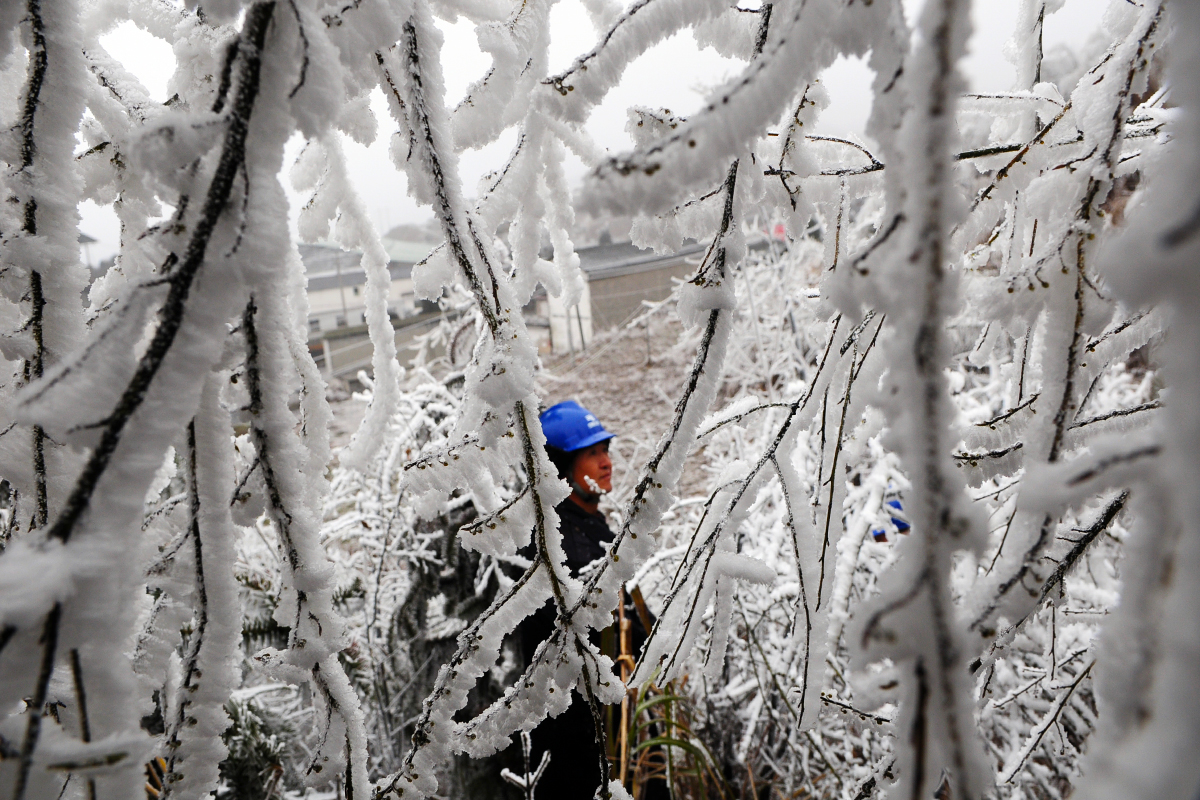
(518, 500, 649, 660)
(516, 499, 656, 798)
(558, 500, 617, 574)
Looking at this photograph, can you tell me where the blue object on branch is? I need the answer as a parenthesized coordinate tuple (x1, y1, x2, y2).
(872, 496, 911, 541)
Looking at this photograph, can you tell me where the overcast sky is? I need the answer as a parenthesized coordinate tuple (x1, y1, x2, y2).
(79, 0, 1105, 263)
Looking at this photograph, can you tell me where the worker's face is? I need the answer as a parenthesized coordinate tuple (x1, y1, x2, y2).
(572, 440, 613, 494)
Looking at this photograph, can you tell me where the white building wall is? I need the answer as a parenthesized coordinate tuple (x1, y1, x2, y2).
(546, 279, 593, 355)
(306, 277, 416, 334)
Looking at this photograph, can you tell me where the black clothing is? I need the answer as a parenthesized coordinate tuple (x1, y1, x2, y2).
(517, 499, 663, 799)
(517, 500, 615, 662)
(558, 499, 617, 573)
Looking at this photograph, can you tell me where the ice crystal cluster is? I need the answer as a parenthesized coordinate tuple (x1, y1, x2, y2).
(0, 0, 1196, 798)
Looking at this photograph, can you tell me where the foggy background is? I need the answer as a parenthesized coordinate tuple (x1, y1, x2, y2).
(78, 0, 1105, 264)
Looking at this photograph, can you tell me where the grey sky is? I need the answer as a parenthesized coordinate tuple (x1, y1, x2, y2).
(80, 0, 1105, 263)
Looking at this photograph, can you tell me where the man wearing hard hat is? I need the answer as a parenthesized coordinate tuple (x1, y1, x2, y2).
(517, 401, 666, 799)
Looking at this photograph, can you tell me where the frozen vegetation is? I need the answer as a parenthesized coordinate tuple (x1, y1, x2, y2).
(0, 0, 1196, 798)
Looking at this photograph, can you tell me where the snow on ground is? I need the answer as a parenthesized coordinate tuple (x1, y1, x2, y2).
(325, 308, 710, 504)
(328, 393, 368, 451)
(537, 311, 712, 506)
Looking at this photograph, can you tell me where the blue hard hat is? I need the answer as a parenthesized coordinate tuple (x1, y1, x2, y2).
(540, 401, 614, 452)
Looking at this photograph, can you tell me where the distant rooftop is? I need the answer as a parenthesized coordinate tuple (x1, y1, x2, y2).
(383, 239, 435, 263)
(576, 240, 704, 280)
(299, 238, 432, 292)
(299, 237, 705, 292)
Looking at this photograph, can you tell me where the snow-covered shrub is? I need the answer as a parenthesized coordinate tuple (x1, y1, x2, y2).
(314, 339, 528, 792)
(632, 228, 1153, 798)
(218, 699, 294, 799)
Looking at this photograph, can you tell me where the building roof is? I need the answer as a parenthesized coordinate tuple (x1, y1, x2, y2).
(300, 240, 425, 292)
(384, 239, 436, 262)
(576, 240, 705, 280)
(299, 237, 706, 292)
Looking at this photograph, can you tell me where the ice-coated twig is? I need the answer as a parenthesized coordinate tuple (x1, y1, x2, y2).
(970, 492, 1128, 674)
(954, 443, 1024, 464)
(161, 420, 211, 787)
(969, 103, 1072, 212)
(500, 730, 550, 800)
(975, 394, 1040, 429)
(996, 660, 1093, 784)
(853, 1, 990, 799)
(243, 297, 370, 796)
(541, 0, 726, 113)
(968, 3, 1163, 640)
(816, 322, 882, 605)
(1063, 446, 1160, 489)
(36, 1, 275, 547)
(159, 376, 241, 797)
(68, 648, 97, 800)
(1069, 400, 1160, 431)
(13, 604, 61, 800)
(14, 0, 52, 538)
(308, 136, 401, 471)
